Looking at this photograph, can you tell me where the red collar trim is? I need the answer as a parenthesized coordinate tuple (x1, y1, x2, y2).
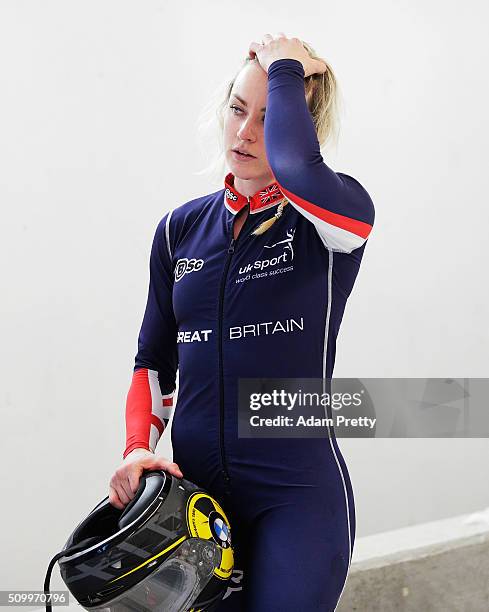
(224, 172, 284, 215)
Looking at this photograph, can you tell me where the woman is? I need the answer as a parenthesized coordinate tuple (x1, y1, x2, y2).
(109, 33, 375, 611)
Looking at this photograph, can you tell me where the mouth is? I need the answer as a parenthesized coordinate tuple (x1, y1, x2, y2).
(232, 148, 256, 159)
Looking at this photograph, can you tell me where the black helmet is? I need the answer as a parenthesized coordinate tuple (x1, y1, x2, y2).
(44, 470, 234, 611)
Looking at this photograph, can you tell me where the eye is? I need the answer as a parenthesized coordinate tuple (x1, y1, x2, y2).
(229, 105, 265, 122)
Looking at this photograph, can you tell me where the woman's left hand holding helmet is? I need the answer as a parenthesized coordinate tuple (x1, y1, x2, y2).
(248, 32, 327, 77)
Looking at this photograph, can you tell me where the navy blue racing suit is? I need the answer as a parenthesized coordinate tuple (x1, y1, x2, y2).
(124, 58, 375, 611)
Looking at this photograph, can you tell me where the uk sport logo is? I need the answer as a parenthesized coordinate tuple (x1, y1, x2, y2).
(237, 227, 297, 279)
(264, 227, 296, 260)
(174, 257, 204, 282)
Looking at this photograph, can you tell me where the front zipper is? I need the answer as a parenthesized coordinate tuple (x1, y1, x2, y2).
(217, 197, 250, 492)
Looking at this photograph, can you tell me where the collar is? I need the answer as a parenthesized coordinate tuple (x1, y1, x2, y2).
(223, 172, 285, 215)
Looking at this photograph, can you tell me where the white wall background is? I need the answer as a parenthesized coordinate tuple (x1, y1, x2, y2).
(1, 0, 488, 595)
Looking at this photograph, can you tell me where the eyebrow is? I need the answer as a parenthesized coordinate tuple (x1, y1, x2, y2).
(231, 94, 266, 112)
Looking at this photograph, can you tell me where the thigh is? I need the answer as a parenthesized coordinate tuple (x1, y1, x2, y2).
(245, 501, 352, 612)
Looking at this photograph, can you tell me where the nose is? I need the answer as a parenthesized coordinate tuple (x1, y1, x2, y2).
(237, 116, 256, 142)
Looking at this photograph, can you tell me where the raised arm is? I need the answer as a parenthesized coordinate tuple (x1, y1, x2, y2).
(265, 58, 374, 253)
(123, 212, 178, 459)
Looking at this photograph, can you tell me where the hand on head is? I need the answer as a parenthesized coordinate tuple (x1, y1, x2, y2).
(248, 32, 327, 78)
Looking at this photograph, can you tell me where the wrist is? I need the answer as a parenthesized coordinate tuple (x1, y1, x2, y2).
(124, 447, 153, 460)
(267, 57, 305, 77)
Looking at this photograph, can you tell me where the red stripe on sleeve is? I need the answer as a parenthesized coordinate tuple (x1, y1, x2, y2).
(279, 184, 373, 239)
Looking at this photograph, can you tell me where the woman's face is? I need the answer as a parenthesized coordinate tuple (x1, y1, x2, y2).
(223, 61, 274, 183)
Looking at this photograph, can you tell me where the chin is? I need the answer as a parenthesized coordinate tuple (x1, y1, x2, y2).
(226, 155, 261, 180)
(230, 168, 255, 180)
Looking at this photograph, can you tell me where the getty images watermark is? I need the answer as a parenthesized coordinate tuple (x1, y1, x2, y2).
(237, 378, 489, 438)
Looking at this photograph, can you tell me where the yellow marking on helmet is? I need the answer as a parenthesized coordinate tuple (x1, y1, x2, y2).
(107, 535, 187, 583)
(193, 507, 212, 539)
(215, 546, 234, 580)
(186, 494, 214, 539)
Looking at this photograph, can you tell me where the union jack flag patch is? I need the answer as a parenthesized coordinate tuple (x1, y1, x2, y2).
(259, 184, 282, 205)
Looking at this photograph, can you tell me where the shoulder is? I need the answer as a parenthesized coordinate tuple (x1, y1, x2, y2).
(155, 187, 224, 250)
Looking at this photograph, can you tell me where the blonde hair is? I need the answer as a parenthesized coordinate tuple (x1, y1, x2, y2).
(194, 39, 343, 187)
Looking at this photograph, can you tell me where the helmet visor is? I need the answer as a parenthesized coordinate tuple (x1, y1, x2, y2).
(89, 538, 220, 612)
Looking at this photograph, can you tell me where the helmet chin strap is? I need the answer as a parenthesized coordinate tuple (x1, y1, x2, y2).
(44, 537, 100, 612)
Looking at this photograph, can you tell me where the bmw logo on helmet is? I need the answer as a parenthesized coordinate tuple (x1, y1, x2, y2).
(208, 512, 231, 549)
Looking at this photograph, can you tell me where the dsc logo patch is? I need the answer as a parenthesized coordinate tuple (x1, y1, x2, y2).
(174, 257, 204, 282)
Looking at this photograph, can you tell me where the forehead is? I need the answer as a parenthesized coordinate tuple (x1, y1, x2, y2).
(230, 62, 268, 108)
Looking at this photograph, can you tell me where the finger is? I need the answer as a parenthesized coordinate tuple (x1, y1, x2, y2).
(118, 475, 134, 503)
(262, 33, 274, 44)
(152, 456, 183, 478)
(248, 41, 262, 59)
(275, 31, 287, 38)
(168, 462, 184, 478)
(127, 468, 142, 494)
(141, 453, 172, 471)
(314, 59, 327, 74)
(109, 485, 125, 510)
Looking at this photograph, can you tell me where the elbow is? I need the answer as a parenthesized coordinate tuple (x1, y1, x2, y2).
(267, 155, 310, 190)
(362, 192, 375, 232)
(339, 173, 375, 230)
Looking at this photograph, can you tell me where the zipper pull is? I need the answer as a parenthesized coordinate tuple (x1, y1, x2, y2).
(228, 238, 235, 254)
